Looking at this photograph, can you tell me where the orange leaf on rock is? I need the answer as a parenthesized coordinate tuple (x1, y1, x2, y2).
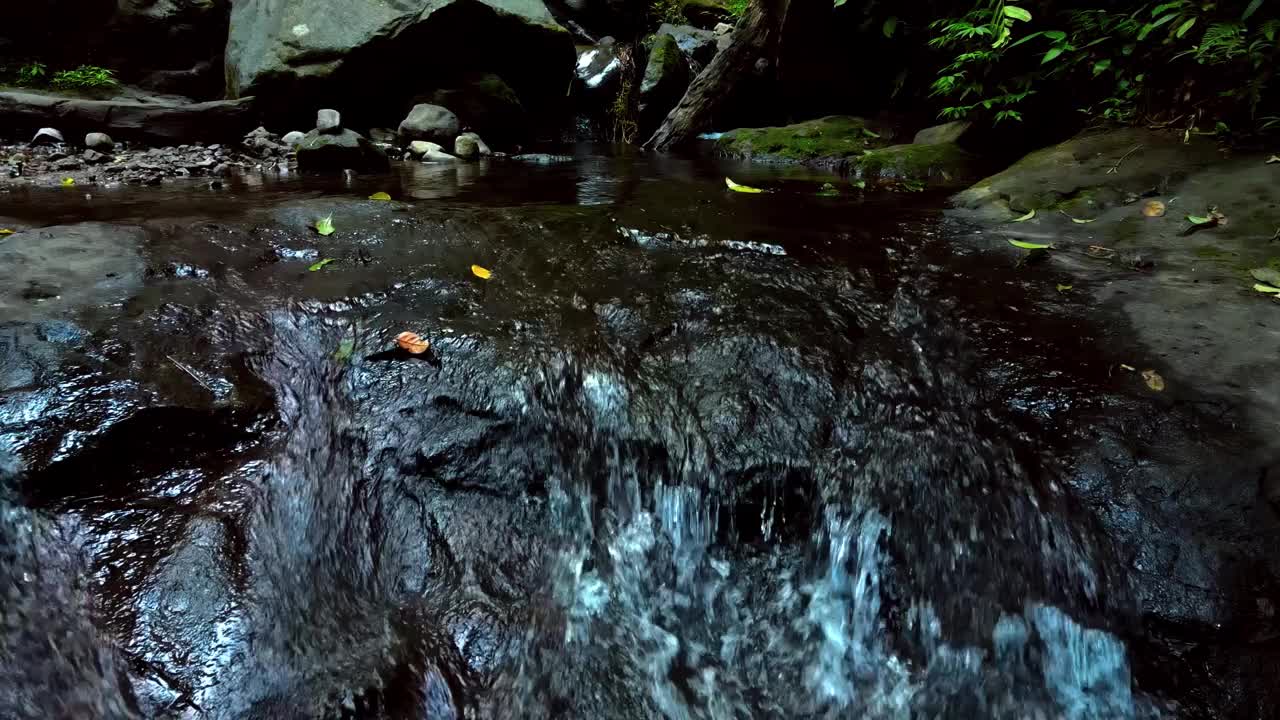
(471, 264, 492, 280)
(1141, 200, 1166, 217)
(1141, 369, 1165, 392)
(396, 331, 430, 354)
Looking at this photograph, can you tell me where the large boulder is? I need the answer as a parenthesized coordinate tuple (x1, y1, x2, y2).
(398, 104, 460, 145)
(295, 129, 390, 172)
(0, 90, 258, 145)
(656, 23, 719, 69)
(638, 34, 689, 132)
(225, 0, 574, 126)
(426, 74, 526, 144)
(106, 0, 231, 97)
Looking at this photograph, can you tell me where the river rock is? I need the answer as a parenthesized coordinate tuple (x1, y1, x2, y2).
(656, 23, 719, 68)
(639, 34, 689, 130)
(316, 109, 341, 134)
(398, 104, 460, 145)
(426, 74, 526, 144)
(295, 129, 390, 172)
(454, 134, 480, 160)
(421, 149, 457, 163)
(458, 132, 491, 157)
(84, 132, 114, 151)
(407, 140, 443, 158)
(713, 22, 733, 35)
(82, 149, 109, 164)
(31, 128, 65, 146)
(913, 121, 972, 146)
(282, 131, 307, 146)
(575, 44, 623, 96)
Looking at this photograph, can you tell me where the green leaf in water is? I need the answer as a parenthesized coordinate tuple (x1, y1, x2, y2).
(369, 192, 392, 201)
(1012, 209, 1036, 222)
(1057, 284, 1073, 292)
(1251, 267, 1280, 286)
(61, 177, 75, 187)
(725, 177, 764, 194)
(315, 214, 335, 235)
(1254, 283, 1280, 294)
(1186, 214, 1213, 225)
(309, 258, 335, 272)
(334, 339, 355, 362)
(1009, 239, 1053, 250)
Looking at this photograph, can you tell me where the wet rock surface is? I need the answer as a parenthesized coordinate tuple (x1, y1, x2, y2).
(0, 155, 1277, 718)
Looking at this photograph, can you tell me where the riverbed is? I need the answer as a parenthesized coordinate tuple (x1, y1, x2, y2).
(2, 153, 1277, 719)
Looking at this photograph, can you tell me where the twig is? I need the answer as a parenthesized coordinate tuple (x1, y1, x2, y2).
(166, 354, 214, 393)
(1106, 145, 1143, 175)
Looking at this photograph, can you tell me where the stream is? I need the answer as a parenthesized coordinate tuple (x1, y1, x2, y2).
(1, 153, 1275, 719)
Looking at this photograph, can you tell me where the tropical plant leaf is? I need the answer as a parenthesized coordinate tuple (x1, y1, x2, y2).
(1012, 209, 1036, 222)
(1009, 239, 1052, 249)
(308, 258, 335, 271)
(725, 177, 764, 193)
(1244, 0, 1265, 21)
(1042, 47, 1065, 64)
(883, 17, 898, 38)
(315, 214, 335, 236)
(368, 192, 392, 201)
(471, 264, 493, 280)
(1175, 17, 1197, 38)
(1003, 6, 1032, 22)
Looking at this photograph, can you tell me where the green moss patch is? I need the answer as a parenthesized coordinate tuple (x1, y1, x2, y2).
(852, 143, 976, 186)
(717, 116, 887, 165)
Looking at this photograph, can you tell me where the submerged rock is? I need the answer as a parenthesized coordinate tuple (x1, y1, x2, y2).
(398, 104, 460, 145)
(457, 132, 492, 157)
(852, 142, 978, 187)
(295, 129, 389, 172)
(407, 140, 444, 158)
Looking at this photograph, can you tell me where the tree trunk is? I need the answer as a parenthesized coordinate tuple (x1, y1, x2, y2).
(645, 0, 794, 151)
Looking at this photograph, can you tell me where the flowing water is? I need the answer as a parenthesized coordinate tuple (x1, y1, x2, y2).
(0, 153, 1271, 718)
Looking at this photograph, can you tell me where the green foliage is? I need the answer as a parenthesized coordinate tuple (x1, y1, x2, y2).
(726, 0, 749, 17)
(50, 65, 118, 90)
(16, 62, 47, 86)
(920, 0, 1280, 131)
(650, 0, 687, 24)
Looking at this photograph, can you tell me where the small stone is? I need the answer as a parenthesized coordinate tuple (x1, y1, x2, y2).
(317, 109, 342, 134)
(714, 22, 733, 35)
(82, 150, 108, 164)
(31, 128, 64, 146)
(54, 158, 81, 170)
(84, 132, 115, 151)
(208, 144, 222, 151)
(282, 131, 307, 146)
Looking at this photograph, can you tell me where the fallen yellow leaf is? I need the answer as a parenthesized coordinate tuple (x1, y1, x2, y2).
(396, 331, 430, 354)
(0, 229, 14, 235)
(1141, 369, 1165, 392)
(1267, 155, 1280, 164)
(725, 177, 764, 194)
(471, 264, 492, 280)
(61, 177, 75, 187)
(369, 192, 392, 201)
(1141, 200, 1166, 218)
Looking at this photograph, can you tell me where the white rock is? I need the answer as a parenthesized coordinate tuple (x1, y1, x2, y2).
(282, 131, 307, 146)
(407, 140, 443, 157)
(316, 109, 341, 134)
(31, 127, 65, 146)
(84, 132, 114, 151)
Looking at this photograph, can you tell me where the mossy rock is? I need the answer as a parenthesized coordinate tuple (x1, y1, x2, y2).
(426, 73, 526, 144)
(716, 116, 891, 167)
(681, 0, 731, 27)
(851, 142, 978, 188)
